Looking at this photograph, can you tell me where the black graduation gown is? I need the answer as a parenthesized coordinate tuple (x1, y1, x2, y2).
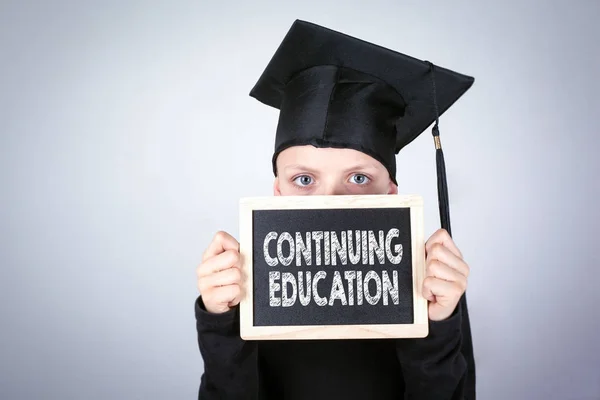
(194, 296, 473, 399)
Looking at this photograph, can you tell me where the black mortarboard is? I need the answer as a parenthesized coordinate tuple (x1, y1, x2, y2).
(250, 19, 474, 237)
(249, 19, 476, 398)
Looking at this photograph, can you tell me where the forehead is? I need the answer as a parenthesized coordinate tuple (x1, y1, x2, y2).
(276, 145, 387, 172)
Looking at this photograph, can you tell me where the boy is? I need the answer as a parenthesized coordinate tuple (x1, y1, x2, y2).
(194, 20, 475, 399)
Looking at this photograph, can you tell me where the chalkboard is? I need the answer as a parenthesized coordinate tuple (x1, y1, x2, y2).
(239, 195, 428, 340)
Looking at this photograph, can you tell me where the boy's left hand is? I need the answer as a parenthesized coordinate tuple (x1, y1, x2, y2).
(423, 229, 470, 321)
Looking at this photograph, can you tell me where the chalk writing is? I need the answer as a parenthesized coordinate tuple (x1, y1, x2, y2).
(268, 269, 400, 307)
(264, 228, 404, 308)
(263, 229, 403, 267)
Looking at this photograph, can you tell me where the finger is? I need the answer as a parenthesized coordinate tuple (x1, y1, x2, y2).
(202, 231, 239, 262)
(202, 267, 242, 291)
(422, 276, 435, 302)
(427, 259, 466, 287)
(426, 243, 469, 278)
(209, 284, 242, 308)
(228, 286, 244, 308)
(422, 282, 435, 302)
(422, 276, 464, 301)
(425, 229, 462, 259)
(198, 249, 240, 277)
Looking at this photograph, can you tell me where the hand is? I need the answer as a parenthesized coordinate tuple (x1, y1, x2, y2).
(422, 229, 470, 321)
(196, 231, 244, 314)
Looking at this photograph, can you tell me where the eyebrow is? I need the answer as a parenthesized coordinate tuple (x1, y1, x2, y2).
(282, 164, 320, 174)
(341, 164, 380, 173)
(282, 163, 380, 174)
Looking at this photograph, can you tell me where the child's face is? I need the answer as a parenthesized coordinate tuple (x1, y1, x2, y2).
(274, 145, 398, 196)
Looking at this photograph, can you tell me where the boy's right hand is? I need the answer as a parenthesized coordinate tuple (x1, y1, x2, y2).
(196, 231, 243, 314)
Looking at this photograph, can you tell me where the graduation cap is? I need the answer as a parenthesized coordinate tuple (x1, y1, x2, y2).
(249, 19, 474, 239)
(249, 19, 476, 398)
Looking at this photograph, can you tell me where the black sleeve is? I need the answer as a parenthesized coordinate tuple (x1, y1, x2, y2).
(395, 303, 468, 400)
(195, 296, 259, 400)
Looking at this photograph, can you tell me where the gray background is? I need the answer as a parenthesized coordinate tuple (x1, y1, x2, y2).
(1, 1, 598, 399)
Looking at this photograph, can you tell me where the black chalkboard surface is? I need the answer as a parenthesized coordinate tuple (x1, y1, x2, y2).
(239, 195, 428, 340)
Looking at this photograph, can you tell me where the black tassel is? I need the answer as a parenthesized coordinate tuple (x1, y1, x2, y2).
(433, 126, 451, 237)
(427, 62, 452, 237)
(428, 61, 476, 400)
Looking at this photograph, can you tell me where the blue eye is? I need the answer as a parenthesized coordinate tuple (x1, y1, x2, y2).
(294, 175, 313, 186)
(350, 174, 370, 185)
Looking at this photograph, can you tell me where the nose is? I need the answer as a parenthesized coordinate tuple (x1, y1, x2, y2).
(316, 181, 349, 196)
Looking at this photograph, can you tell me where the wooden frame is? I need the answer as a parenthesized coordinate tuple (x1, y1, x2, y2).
(239, 194, 428, 340)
